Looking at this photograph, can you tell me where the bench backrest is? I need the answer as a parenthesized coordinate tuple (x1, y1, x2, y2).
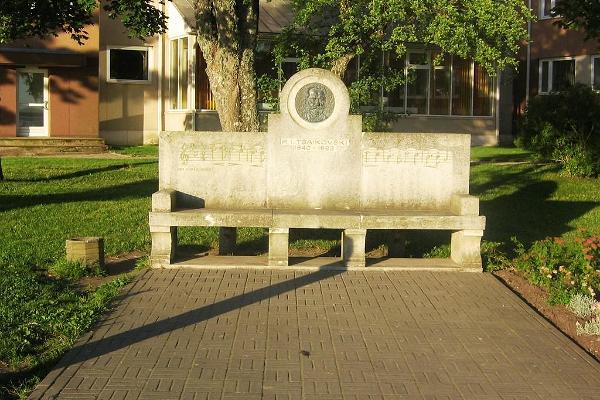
(159, 69, 471, 211)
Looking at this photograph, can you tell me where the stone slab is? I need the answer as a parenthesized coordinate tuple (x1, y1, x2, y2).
(150, 209, 485, 230)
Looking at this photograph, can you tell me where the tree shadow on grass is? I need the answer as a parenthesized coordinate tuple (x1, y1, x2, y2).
(481, 180, 598, 246)
(8, 162, 156, 182)
(0, 179, 158, 212)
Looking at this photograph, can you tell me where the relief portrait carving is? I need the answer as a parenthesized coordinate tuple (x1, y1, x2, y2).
(294, 83, 335, 123)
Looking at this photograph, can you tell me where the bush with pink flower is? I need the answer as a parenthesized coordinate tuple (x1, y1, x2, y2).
(510, 231, 600, 305)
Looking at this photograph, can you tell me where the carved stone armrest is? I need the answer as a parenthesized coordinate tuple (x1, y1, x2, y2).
(152, 189, 177, 212)
(450, 193, 479, 216)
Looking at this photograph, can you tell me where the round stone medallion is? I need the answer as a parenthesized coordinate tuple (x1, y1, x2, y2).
(294, 83, 335, 123)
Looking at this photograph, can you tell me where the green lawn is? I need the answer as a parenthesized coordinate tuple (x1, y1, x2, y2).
(0, 146, 599, 398)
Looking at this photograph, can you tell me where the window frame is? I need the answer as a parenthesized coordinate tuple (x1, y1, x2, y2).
(592, 55, 600, 91)
(106, 46, 152, 84)
(538, 57, 576, 94)
(540, 0, 557, 19)
(169, 36, 192, 111)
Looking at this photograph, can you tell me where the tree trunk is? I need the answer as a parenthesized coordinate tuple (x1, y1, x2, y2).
(0, 157, 3, 181)
(331, 53, 355, 78)
(195, 0, 259, 132)
(200, 45, 258, 132)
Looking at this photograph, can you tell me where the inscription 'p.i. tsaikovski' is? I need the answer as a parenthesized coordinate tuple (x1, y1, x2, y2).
(363, 147, 453, 168)
(179, 143, 265, 167)
(280, 138, 350, 152)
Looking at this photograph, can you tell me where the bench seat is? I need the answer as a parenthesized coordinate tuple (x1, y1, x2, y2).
(149, 208, 485, 231)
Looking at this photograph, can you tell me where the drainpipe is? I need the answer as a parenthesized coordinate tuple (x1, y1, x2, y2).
(526, 0, 532, 105)
(156, 1, 165, 140)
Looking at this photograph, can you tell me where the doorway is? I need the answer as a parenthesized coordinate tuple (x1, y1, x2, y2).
(17, 68, 49, 137)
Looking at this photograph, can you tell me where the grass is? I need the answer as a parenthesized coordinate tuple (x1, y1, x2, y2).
(0, 145, 599, 398)
(470, 146, 533, 162)
(108, 145, 158, 157)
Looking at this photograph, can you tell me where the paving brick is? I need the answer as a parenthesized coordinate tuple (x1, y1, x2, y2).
(29, 268, 600, 400)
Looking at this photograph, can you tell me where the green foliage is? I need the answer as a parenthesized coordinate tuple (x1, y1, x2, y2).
(256, 74, 281, 109)
(273, 0, 531, 131)
(516, 84, 600, 177)
(0, 0, 166, 44)
(286, 0, 531, 74)
(423, 241, 510, 272)
(554, 0, 600, 41)
(0, 264, 129, 368)
(568, 293, 596, 319)
(509, 233, 600, 305)
(48, 259, 105, 280)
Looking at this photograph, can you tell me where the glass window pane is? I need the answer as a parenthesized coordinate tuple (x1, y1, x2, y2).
(409, 52, 428, 66)
(541, 61, 549, 93)
(180, 38, 188, 109)
(281, 60, 298, 81)
(429, 54, 450, 115)
(170, 41, 178, 109)
(552, 59, 574, 91)
(473, 64, 493, 116)
(110, 49, 148, 81)
(543, 0, 553, 16)
(255, 40, 275, 78)
(594, 58, 600, 90)
(18, 72, 44, 104)
(384, 53, 405, 112)
(406, 68, 428, 114)
(344, 56, 359, 86)
(196, 46, 216, 110)
(452, 58, 472, 116)
(18, 105, 43, 127)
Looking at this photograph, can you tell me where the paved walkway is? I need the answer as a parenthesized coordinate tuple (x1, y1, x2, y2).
(31, 269, 600, 400)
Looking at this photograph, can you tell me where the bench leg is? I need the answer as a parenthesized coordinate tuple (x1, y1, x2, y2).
(150, 226, 177, 267)
(219, 227, 237, 255)
(269, 228, 289, 266)
(451, 229, 483, 271)
(343, 229, 366, 268)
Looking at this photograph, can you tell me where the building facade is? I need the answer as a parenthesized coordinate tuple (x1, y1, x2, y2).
(514, 0, 599, 117)
(1, 0, 594, 147)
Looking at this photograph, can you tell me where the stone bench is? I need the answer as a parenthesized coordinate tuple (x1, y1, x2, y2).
(149, 68, 486, 271)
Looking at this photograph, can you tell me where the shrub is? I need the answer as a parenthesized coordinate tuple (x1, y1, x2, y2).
(516, 84, 600, 177)
(510, 233, 600, 305)
(568, 293, 596, 319)
(576, 317, 600, 336)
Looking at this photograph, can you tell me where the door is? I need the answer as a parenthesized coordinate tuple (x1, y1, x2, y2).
(17, 68, 49, 137)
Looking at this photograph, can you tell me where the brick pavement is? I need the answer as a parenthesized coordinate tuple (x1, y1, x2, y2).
(30, 268, 600, 399)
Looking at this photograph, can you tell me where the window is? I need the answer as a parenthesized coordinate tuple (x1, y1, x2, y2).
(170, 37, 189, 109)
(593, 56, 600, 91)
(541, 0, 556, 18)
(406, 52, 430, 114)
(196, 45, 215, 110)
(349, 51, 495, 117)
(539, 58, 575, 94)
(429, 52, 451, 115)
(107, 47, 150, 82)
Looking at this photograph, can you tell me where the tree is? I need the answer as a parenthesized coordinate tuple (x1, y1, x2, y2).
(269, 0, 532, 119)
(1, 1, 532, 134)
(195, 0, 260, 132)
(0, 0, 167, 44)
(553, 0, 600, 41)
